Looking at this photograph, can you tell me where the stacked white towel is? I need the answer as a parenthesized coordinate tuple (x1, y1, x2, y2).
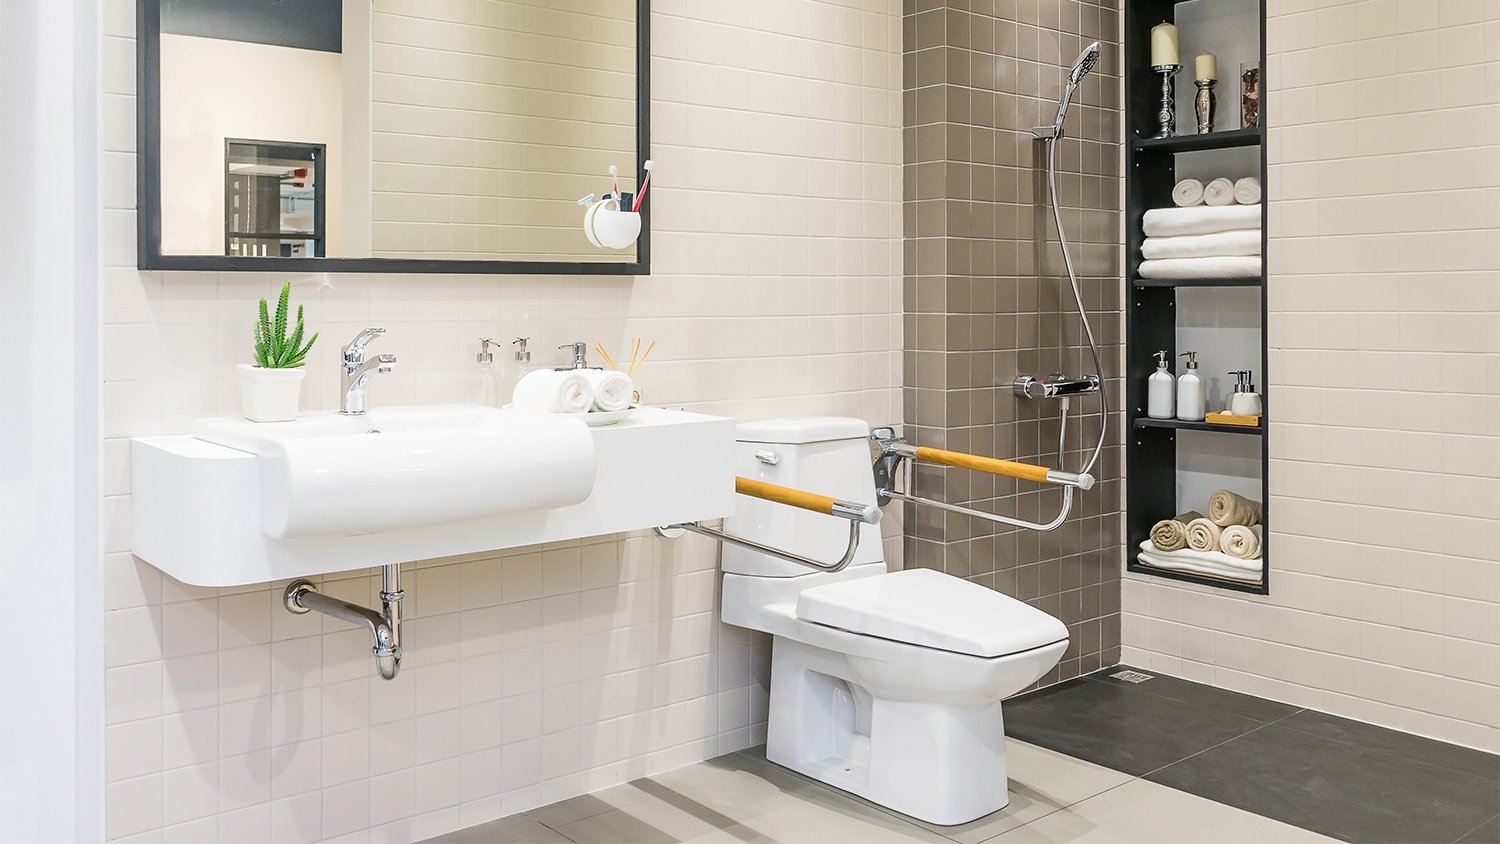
(1135, 541, 1264, 585)
(1141, 204, 1262, 279)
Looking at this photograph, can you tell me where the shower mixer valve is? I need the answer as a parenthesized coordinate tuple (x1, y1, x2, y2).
(1012, 373, 1101, 400)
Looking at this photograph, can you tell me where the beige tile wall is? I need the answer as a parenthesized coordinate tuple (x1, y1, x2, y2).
(1121, 0, 1500, 753)
(902, 0, 1125, 686)
(369, 0, 638, 261)
(101, 0, 902, 840)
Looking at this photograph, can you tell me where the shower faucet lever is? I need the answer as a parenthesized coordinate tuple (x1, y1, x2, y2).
(1012, 373, 1100, 400)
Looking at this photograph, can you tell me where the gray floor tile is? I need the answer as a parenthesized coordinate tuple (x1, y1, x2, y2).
(1085, 665, 1301, 724)
(1145, 724, 1500, 844)
(982, 778, 1336, 843)
(1275, 709, 1500, 783)
(1457, 814, 1500, 844)
(420, 813, 572, 844)
(1002, 678, 1266, 776)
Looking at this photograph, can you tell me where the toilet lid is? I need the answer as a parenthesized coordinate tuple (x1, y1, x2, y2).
(794, 569, 1068, 658)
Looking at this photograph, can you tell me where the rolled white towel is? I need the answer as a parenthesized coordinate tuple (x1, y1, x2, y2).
(1143, 204, 1261, 237)
(1203, 177, 1237, 206)
(1138, 256, 1262, 279)
(1142, 229, 1261, 261)
(1172, 179, 1205, 207)
(581, 368, 634, 412)
(1186, 518, 1223, 553)
(511, 369, 594, 414)
(1234, 177, 1262, 205)
(1221, 524, 1263, 560)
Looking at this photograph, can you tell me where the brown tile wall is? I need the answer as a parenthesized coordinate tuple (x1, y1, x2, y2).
(901, 0, 1124, 687)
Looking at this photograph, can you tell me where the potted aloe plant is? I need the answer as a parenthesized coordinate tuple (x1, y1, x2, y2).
(239, 282, 318, 422)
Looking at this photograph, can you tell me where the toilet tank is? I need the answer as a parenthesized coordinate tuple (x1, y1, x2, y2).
(723, 417, 886, 577)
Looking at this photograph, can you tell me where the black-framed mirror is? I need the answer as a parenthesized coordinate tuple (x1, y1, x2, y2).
(138, 0, 650, 274)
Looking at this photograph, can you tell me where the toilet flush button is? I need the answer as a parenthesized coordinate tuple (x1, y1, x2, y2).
(754, 449, 780, 465)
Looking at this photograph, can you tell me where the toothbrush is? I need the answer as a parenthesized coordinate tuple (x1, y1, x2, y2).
(609, 165, 618, 201)
(632, 160, 653, 212)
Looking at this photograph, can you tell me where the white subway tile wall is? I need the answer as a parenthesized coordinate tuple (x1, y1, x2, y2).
(102, 0, 902, 840)
(369, 0, 640, 260)
(1121, 0, 1500, 753)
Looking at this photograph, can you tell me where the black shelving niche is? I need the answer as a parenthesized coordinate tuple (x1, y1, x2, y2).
(1124, 0, 1270, 594)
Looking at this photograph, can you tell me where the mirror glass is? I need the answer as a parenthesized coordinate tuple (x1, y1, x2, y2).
(150, 0, 641, 266)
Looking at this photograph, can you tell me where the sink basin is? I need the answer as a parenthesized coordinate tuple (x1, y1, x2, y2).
(192, 404, 597, 539)
(133, 405, 735, 587)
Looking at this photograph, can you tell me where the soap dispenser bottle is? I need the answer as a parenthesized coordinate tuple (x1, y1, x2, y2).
(1177, 351, 1205, 421)
(507, 337, 534, 390)
(466, 338, 502, 406)
(1147, 350, 1175, 419)
(1228, 370, 1263, 417)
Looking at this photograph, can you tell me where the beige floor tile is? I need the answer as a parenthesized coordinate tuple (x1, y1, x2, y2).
(727, 741, 1133, 844)
(526, 781, 657, 829)
(980, 778, 1338, 844)
(421, 813, 572, 844)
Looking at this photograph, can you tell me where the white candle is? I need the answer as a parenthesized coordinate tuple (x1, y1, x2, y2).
(1196, 51, 1218, 81)
(1151, 22, 1179, 67)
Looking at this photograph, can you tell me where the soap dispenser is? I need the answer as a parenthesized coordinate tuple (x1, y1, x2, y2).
(1147, 350, 1175, 419)
(1176, 351, 1205, 421)
(507, 337, 534, 390)
(1228, 370, 1263, 417)
(558, 341, 589, 370)
(466, 338, 502, 406)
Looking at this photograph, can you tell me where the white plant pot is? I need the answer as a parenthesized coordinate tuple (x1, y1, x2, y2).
(238, 364, 306, 422)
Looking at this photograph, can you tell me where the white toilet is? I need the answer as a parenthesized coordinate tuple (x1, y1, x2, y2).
(722, 418, 1068, 826)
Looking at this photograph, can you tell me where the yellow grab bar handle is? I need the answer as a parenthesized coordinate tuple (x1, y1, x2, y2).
(735, 477, 881, 525)
(913, 447, 1052, 485)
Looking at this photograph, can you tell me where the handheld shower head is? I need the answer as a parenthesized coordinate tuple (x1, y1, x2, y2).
(1035, 41, 1103, 140)
(1068, 41, 1102, 89)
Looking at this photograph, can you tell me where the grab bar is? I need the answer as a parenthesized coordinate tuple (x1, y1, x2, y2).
(870, 427, 1091, 533)
(657, 477, 881, 573)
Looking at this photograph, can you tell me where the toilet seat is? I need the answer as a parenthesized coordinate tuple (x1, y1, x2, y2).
(794, 568, 1068, 658)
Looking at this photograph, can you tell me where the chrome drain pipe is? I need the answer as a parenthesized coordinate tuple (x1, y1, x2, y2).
(284, 564, 403, 680)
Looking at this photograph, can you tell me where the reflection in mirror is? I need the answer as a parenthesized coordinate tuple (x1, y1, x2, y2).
(225, 141, 326, 258)
(149, 0, 643, 268)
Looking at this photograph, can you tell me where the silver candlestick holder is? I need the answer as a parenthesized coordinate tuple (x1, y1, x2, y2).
(1153, 64, 1180, 138)
(1194, 79, 1217, 134)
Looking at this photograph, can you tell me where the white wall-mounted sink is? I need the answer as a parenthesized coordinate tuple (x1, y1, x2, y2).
(192, 405, 597, 539)
(133, 405, 735, 586)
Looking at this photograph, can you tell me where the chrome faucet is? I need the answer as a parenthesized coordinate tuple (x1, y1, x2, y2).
(340, 327, 397, 415)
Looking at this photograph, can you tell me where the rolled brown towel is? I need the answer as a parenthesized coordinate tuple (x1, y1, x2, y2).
(1150, 510, 1205, 552)
(1221, 524, 1263, 560)
(1186, 517, 1223, 553)
(1209, 489, 1262, 527)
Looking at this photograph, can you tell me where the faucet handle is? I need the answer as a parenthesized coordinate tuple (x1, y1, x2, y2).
(343, 327, 387, 360)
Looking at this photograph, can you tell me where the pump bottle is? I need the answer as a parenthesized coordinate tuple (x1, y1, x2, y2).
(466, 338, 502, 406)
(1147, 350, 1175, 419)
(1176, 351, 1205, 422)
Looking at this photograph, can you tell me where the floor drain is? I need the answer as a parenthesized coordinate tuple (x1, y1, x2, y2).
(1109, 669, 1155, 684)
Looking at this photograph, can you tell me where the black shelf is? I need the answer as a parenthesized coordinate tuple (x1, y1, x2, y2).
(1125, 562, 1267, 594)
(1124, 0, 1270, 596)
(1133, 417, 1263, 436)
(1133, 276, 1262, 288)
(1132, 127, 1262, 154)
